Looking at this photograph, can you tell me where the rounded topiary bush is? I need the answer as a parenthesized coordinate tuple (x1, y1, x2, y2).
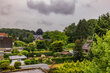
(24, 59, 31, 65)
(14, 61, 21, 69)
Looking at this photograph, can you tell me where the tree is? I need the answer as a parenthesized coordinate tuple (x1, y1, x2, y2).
(73, 40, 83, 60)
(36, 28, 43, 35)
(95, 13, 110, 37)
(87, 19, 97, 36)
(25, 43, 36, 52)
(26, 33, 35, 43)
(19, 34, 24, 41)
(76, 19, 89, 40)
(50, 41, 64, 52)
(36, 40, 47, 49)
(64, 23, 77, 43)
(43, 31, 51, 39)
(14, 61, 21, 69)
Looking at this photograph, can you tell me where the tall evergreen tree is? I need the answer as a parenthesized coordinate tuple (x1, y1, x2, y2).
(64, 23, 76, 43)
(76, 19, 89, 40)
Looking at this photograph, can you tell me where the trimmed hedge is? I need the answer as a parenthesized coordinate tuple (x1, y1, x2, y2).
(0, 60, 10, 65)
(52, 57, 74, 64)
(28, 51, 53, 57)
(24, 57, 74, 65)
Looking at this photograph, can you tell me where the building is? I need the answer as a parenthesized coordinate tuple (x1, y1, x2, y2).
(82, 40, 92, 52)
(34, 35, 43, 41)
(0, 33, 13, 52)
(0, 33, 13, 59)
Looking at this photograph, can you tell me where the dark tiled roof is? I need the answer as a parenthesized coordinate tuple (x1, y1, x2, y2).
(20, 64, 50, 70)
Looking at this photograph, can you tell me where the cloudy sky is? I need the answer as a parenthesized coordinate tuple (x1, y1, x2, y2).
(0, 0, 110, 31)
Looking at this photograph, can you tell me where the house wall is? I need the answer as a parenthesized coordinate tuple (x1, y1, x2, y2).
(0, 37, 13, 48)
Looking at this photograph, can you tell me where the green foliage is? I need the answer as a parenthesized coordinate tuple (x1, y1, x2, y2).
(73, 40, 83, 60)
(4, 53, 13, 58)
(24, 33, 35, 43)
(64, 23, 77, 43)
(0, 60, 10, 65)
(95, 13, 110, 37)
(28, 51, 53, 57)
(50, 41, 64, 52)
(36, 40, 47, 49)
(43, 31, 51, 39)
(87, 19, 97, 36)
(8, 66, 15, 71)
(14, 40, 26, 47)
(24, 43, 36, 52)
(11, 48, 20, 55)
(51, 57, 74, 64)
(76, 19, 89, 40)
(43, 30, 68, 44)
(0, 63, 9, 70)
(64, 43, 75, 49)
(53, 52, 61, 57)
(21, 50, 29, 56)
(0, 28, 35, 42)
(24, 59, 31, 65)
(14, 61, 21, 69)
(53, 61, 83, 73)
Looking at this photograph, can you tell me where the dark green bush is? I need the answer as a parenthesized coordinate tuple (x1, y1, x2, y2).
(28, 51, 53, 57)
(8, 66, 15, 71)
(14, 61, 21, 69)
(0, 60, 10, 65)
(52, 57, 74, 64)
(4, 53, 13, 58)
(0, 63, 9, 70)
(24, 59, 31, 65)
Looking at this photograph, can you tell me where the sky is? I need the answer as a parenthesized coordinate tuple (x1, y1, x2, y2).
(0, 0, 110, 31)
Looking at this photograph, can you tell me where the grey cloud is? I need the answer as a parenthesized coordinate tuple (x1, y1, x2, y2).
(0, 5, 12, 15)
(27, 0, 75, 15)
(85, 0, 98, 8)
(37, 20, 53, 25)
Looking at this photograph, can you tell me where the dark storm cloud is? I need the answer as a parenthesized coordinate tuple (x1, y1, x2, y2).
(27, 0, 75, 15)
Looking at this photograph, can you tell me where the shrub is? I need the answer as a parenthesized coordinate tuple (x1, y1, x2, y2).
(0, 60, 10, 65)
(14, 61, 21, 69)
(51, 57, 74, 64)
(30, 59, 37, 64)
(64, 43, 75, 49)
(8, 66, 15, 71)
(11, 48, 20, 55)
(21, 50, 28, 56)
(28, 51, 53, 57)
(53, 52, 61, 57)
(14, 40, 26, 47)
(36, 40, 47, 49)
(4, 53, 13, 58)
(50, 41, 64, 52)
(24, 59, 31, 65)
(0, 63, 9, 70)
